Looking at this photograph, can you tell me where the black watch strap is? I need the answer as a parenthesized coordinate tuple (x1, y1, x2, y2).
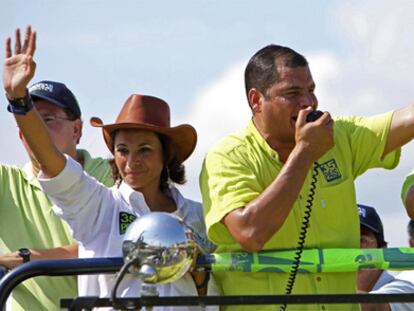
(6, 90, 34, 115)
(18, 248, 31, 263)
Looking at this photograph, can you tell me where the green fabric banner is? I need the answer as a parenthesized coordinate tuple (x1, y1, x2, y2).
(210, 248, 414, 273)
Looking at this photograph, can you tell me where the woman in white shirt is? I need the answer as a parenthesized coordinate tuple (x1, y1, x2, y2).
(3, 27, 217, 310)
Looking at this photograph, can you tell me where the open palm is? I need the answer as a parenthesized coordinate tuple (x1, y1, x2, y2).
(3, 26, 36, 98)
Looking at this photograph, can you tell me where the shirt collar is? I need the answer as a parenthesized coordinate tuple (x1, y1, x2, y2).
(117, 182, 188, 215)
(169, 186, 189, 215)
(247, 118, 282, 163)
(118, 182, 149, 214)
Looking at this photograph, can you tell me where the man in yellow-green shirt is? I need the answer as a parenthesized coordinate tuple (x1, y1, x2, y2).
(0, 79, 113, 310)
(402, 171, 414, 219)
(200, 44, 413, 311)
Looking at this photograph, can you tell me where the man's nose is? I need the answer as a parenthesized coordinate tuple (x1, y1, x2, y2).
(300, 93, 317, 109)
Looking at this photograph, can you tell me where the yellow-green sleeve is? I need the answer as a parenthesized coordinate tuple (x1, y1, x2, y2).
(337, 111, 400, 178)
(402, 170, 414, 207)
(200, 147, 261, 245)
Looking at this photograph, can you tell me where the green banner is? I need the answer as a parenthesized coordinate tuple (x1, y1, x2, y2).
(210, 248, 414, 273)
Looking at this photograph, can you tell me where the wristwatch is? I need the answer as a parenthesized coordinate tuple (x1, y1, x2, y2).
(18, 248, 31, 263)
(6, 89, 34, 115)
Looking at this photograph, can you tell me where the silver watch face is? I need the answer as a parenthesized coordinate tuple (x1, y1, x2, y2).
(19, 248, 31, 262)
(19, 249, 30, 256)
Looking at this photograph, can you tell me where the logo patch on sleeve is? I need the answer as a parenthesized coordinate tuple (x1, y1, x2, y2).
(318, 159, 342, 182)
(119, 212, 137, 234)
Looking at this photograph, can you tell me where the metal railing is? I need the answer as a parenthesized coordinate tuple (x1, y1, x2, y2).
(0, 257, 123, 307)
(1, 257, 414, 310)
(60, 293, 414, 311)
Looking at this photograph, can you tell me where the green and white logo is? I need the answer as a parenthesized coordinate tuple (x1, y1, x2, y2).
(119, 212, 137, 234)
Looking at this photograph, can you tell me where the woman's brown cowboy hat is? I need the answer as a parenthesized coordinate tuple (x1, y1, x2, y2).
(90, 94, 197, 163)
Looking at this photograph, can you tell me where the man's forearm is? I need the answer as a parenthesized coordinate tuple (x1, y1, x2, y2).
(30, 243, 78, 260)
(0, 244, 78, 269)
(224, 144, 315, 252)
(15, 109, 66, 178)
(383, 104, 414, 157)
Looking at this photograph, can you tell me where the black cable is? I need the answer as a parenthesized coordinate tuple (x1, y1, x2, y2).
(280, 162, 319, 311)
(110, 258, 140, 310)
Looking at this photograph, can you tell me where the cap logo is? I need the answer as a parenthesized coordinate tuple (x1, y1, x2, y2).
(29, 83, 54, 93)
(358, 206, 366, 217)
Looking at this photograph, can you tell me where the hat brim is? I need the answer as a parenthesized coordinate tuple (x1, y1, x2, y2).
(360, 221, 380, 234)
(90, 117, 197, 163)
(31, 93, 79, 117)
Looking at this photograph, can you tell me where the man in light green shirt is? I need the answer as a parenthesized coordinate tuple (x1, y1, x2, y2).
(200, 44, 414, 310)
(0, 76, 113, 310)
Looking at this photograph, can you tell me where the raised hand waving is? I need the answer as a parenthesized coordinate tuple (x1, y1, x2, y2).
(3, 26, 36, 99)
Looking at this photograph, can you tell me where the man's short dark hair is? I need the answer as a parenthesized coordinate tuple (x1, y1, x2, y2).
(244, 44, 308, 99)
(408, 220, 414, 240)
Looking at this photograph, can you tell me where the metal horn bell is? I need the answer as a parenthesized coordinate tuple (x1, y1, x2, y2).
(122, 212, 196, 284)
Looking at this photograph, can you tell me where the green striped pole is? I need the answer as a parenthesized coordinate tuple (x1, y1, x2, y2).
(197, 248, 414, 273)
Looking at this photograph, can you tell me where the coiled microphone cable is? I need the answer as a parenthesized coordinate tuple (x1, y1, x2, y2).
(279, 162, 319, 311)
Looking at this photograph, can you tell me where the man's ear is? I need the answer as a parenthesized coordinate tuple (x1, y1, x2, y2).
(248, 88, 263, 114)
(73, 119, 83, 144)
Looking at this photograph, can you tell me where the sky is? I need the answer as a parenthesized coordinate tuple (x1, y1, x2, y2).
(1, 0, 414, 247)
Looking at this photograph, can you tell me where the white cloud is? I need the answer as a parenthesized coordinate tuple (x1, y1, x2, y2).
(306, 52, 344, 114)
(187, 62, 249, 149)
(331, 0, 414, 246)
(384, 211, 411, 247)
(176, 62, 250, 201)
(73, 34, 101, 47)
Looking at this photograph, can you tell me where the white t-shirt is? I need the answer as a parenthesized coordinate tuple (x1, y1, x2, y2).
(39, 156, 218, 311)
(372, 270, 414, 311)
(372, 270, 396, 290)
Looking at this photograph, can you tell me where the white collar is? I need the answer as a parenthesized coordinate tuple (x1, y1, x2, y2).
(117, 182, 188, 215)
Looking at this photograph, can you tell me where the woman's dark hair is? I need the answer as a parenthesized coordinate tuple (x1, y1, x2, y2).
(109, 130, 186, 192)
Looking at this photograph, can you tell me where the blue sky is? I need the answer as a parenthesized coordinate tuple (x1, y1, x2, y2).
(2, 0, 414, 246)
